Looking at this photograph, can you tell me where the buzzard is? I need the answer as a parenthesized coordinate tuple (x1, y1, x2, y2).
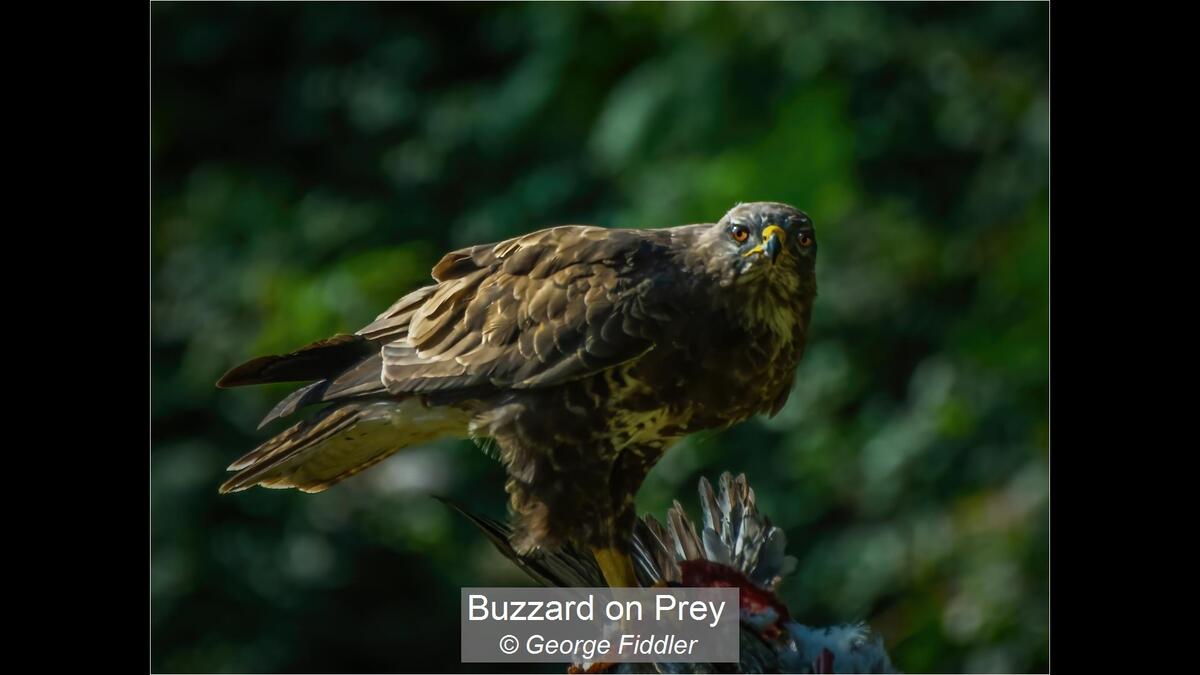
(217, 201, 817, 588)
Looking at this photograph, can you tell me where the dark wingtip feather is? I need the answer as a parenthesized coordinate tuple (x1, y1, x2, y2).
(216, 355, 282, 388)
(216, 335, 375, 388)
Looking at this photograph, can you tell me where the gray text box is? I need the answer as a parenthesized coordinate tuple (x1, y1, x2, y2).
(461, 587, 740, 663)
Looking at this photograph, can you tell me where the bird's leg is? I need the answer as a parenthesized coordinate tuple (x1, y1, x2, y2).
(584, 546, 637, 674)
(592, 547, 639, 588)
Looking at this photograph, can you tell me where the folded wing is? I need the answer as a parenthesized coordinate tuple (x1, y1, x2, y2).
(363, 225, 675, 396)
(219, 225, 679, 426)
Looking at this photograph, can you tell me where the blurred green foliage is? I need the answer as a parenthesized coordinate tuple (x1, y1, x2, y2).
(151, 3, 1048, 673)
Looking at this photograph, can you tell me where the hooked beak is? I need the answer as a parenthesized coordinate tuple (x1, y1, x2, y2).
(761, 225, 786, 264)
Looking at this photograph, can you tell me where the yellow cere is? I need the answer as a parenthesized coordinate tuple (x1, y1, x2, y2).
(743, 224, 788, 257)
(761, 224, 786, 244)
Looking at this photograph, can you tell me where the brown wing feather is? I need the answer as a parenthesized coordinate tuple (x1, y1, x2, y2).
(238, 225, 678, 427)
(379, 226, 673, 394)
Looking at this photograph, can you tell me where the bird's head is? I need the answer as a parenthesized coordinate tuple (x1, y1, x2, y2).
(716, 201, 816, 279)
(691, 202, 817, 315)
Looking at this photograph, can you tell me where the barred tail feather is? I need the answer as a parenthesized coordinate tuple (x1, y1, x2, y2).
(220, 398, 471, 494)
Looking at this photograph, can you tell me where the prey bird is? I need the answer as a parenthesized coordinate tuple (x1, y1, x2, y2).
(216, 202, 818, 589)
(443, 472, 896, 674)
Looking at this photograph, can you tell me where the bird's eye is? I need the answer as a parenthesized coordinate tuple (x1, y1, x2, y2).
(799, 233, 814, 248)
(731, 225, 750, 243)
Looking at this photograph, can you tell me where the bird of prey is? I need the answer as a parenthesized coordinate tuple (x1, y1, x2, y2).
(217, 201, 817, 589)
(443, 472, 896, 674)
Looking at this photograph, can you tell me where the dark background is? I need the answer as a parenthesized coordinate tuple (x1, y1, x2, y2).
(151, 3, 1048, 673)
